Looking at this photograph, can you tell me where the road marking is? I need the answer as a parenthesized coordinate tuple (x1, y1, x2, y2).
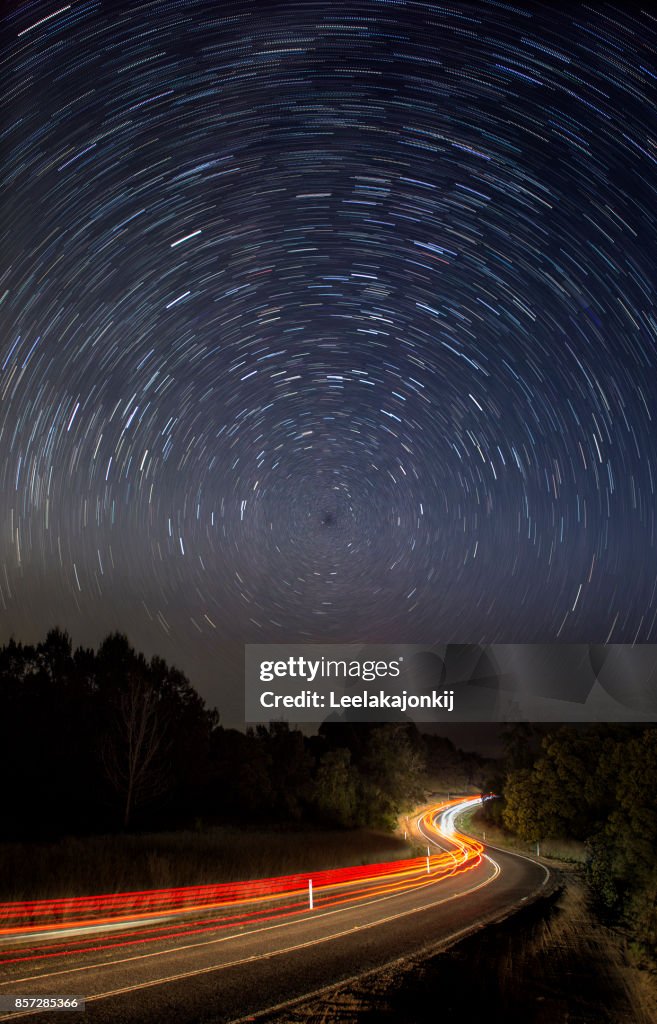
(228, 877, 511, 1024)
(0, 864, 499, 1019)
(1, 801, 483, 987)
(230, 816, 551, 1024)
(476, 837, 551, 887)
(4, 798, 549, 1024)
(0, 868, 473, 987)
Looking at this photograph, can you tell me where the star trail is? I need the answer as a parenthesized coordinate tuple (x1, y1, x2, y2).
(2, 0, 657, 706)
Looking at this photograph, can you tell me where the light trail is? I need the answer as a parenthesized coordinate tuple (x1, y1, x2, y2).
(0, 797, 487, 968)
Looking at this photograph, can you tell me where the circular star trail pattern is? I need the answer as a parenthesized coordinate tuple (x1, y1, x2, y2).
(3, 0, 657, 682)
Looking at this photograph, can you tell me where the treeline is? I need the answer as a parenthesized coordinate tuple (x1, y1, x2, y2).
(0, 628, 458, 840)
(485, 724, 657, 963)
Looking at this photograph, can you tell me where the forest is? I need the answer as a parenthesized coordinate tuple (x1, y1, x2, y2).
(483, 722, 657, 965)
(5, 628, 655, 968)
(0, 628, 479, 840)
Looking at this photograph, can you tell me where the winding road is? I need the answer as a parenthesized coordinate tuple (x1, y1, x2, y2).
(0, 797, 550, 1023)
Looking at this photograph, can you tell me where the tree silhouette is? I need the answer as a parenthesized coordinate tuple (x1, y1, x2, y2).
(102, 667, 171, 829)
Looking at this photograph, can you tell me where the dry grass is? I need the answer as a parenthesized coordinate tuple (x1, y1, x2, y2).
(259, 881, 655, 1024)
(461, 805, 587, 864)
(0, 826, 413, 903)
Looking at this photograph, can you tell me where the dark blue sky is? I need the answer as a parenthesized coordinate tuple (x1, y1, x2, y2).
(2, 1, 657, 716)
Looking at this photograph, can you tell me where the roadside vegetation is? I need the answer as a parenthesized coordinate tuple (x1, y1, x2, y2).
(481, 724, 657, 971)
(261, 880, 654, 1024)
(459, 804, 586, 865)
(0, 629, 428, 840)
(0, 826, 413, 903)
(0, 628, 482, 901)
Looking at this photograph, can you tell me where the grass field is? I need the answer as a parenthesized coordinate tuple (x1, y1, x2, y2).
(460, 805, 587, 864)
(0, 825, 414, 902)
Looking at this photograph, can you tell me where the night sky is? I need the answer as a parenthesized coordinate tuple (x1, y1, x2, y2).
(3, 1, 657, 716)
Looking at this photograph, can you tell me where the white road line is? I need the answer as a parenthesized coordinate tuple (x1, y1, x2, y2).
(1, 863, 491, 987)
(3, 799, 547, 1023)
(0, 863, 499, 1020)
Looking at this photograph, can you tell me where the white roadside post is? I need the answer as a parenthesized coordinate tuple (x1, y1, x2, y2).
(308, 879, 313, 909)
(426, 845, 431, 873)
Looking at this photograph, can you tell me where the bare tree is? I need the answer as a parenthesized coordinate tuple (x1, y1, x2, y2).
(102, 671, 170, 828)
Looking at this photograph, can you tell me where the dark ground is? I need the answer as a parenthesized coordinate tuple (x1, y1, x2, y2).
(257, 879, 656, 1024)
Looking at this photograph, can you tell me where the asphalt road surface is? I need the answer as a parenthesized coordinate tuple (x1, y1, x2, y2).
(0, 799, 550, 1023)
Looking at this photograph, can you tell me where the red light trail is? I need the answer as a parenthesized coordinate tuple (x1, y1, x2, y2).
(0, 797, 485, 967)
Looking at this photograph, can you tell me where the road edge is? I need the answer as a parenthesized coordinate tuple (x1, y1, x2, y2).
(228, 832, 561, 1024)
